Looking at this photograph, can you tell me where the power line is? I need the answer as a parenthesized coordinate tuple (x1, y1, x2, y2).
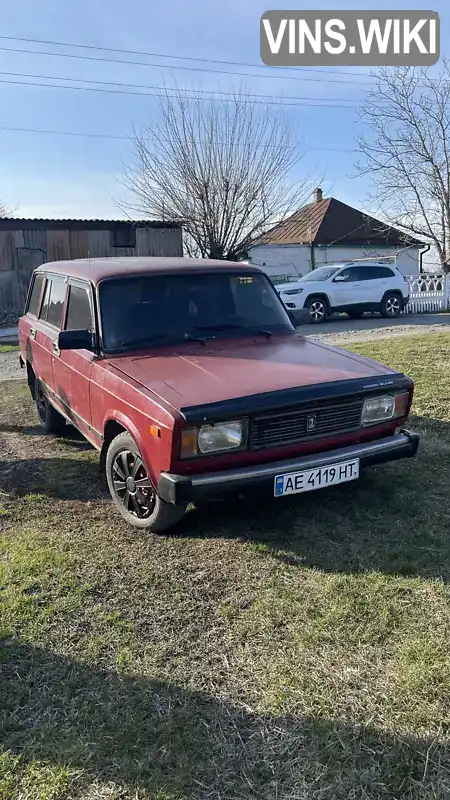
(0, 34, 380, 81)
(0, 44, 377, 87)
(0, 70, 367, 104)
(0, 124, 354, 151)
(0, 76, 362, 108)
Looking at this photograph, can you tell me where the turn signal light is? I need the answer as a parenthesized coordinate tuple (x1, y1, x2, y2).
(394, 392, 410, 418)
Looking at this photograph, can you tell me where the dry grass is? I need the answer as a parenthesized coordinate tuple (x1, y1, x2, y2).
(1, 333, 450, 799)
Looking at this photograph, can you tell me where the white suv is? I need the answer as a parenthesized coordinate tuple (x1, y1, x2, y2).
(276, 262, 410, 324)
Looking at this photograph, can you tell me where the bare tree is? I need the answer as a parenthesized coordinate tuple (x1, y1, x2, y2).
(120, 88, 312, 260)
(356, 65, 450, 273)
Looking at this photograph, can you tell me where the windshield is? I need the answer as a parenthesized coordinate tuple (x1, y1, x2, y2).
(299, 266, 341, 282)
(99, 271, 293, 351)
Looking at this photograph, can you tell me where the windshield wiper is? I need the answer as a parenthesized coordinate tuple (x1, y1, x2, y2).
(121, 333, 205, 347)
(194, 323, 273, 339)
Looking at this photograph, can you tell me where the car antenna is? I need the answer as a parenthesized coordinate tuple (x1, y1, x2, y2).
(87, 248, 98, 356)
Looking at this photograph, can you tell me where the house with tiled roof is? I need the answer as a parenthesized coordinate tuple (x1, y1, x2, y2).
(248, 189, 427, 281)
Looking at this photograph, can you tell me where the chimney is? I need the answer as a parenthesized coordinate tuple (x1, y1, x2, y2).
(313, 188, 323, 203)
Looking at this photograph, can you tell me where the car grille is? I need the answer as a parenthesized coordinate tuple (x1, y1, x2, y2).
(250, 397, 364, 450)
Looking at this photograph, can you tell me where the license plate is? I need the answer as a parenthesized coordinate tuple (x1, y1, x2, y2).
(274, 459, 360, 497)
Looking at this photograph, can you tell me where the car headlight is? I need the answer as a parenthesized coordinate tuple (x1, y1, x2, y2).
(181, 419, 248, 457)
(283, 288, 304, 296)
(361, 392, 410, 426)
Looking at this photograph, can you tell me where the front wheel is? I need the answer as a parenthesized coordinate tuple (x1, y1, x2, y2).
(306, 297, 328, 324)
(380, 293, 402, 319)
(105, 432, 186, 532)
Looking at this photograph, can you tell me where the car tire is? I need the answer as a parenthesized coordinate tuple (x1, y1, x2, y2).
(35, 380, 67, 435)
(306, 296, 328, 324)
(347, 310, 364, 319)
(106, 431, 186, 533)
(380, 293, 402, 319)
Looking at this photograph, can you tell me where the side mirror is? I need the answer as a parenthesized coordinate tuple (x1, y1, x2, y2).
(58, 329, 95, 351)
(288, 309, 310, 327)
(333, 275, 346, 282)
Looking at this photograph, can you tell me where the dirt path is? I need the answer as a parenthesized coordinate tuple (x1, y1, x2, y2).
(0, 351, 23, 381)
(307, 322, 450, 345)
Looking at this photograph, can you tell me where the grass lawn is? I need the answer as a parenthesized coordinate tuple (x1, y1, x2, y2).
(0, 344, 18, 353)
(1, 333, 449, 800)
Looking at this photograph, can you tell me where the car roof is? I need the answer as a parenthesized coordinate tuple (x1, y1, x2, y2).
(325, 261, 396, 269)
(35, 257, 265, 286)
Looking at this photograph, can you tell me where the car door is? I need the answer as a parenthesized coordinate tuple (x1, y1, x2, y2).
(355, 266, 391, 306)
(33, 274, 67, 396)
(52, 279, 95, 438)
(329, 266, 361, 308)
(18, 270, 46, 372)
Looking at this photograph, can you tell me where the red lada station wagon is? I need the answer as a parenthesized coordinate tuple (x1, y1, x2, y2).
(19, 257, 419, 532)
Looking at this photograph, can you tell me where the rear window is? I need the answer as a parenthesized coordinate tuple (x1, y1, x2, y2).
(39, 276, 66, 329)
(27, 273, 45, 316)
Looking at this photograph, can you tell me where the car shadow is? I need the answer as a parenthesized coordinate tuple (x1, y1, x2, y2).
(1, 639, 448, 798)
(0, 418, 93, 451)
(0, 454, 106, 502)
(180, 416, 450, 582)
(1, 414, 448, 581)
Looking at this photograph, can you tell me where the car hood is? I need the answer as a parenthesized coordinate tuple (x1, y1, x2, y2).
(108, 334, 398, 412)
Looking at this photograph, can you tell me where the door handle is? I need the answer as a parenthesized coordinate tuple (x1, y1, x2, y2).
(30, 327, 36, 340)
(52, 339, 61, 357)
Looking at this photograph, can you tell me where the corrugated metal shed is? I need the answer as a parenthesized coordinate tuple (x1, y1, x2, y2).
(0, 217, 183, 317)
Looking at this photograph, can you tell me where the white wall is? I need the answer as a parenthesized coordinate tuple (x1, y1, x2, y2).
(248, 243, 422, 278)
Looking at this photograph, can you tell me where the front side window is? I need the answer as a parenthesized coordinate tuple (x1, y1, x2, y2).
(39, 276, 66, 329)
(99, 272, 292, 351)
(65, 284, 94, 331)
(27, 273, 45, 316)
(336, 268, 360, 282)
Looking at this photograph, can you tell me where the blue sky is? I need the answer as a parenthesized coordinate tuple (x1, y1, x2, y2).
(0, 0, 446, 218)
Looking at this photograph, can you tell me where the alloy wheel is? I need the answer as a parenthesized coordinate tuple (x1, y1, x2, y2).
(385, 296, 401, 316)
(309, 300, 326, 323)
(111, 450, 155, 519)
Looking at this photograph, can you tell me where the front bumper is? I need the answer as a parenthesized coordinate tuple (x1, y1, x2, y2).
(158, 430, 420, 506)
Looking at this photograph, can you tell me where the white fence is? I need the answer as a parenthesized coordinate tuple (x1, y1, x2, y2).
(403, 274, 450, 315)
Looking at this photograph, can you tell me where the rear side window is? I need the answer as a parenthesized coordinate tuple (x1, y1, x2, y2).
(39, 276, 66, 329)
(359, 266, 395, 280)
(27, 273, 45, 316)
(65, 284, 94, 331)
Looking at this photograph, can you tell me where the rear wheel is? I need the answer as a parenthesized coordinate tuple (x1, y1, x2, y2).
(381, 293, 402, 319)
(35, 380, 66, 435)
(306, 296, 328, 324)
(106, 432, 186, 533)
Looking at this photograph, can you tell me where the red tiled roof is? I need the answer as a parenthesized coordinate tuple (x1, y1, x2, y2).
(252, 197, 424, 248)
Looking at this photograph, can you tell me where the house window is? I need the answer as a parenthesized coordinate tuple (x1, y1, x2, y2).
(111, 225, 136, 248)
